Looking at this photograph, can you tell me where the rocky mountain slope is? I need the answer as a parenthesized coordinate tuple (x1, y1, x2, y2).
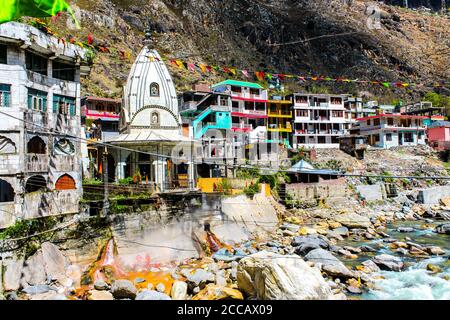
(46, 0, 449, 101)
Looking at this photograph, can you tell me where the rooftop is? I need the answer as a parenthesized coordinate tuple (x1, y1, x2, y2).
(212, 80, 264, 90)
(356, 114, 428, 121)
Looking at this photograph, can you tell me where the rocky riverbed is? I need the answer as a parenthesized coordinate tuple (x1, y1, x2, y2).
(2, 190, 449, 301)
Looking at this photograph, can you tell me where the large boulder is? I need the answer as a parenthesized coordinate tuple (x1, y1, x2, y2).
(237, 251, 333, 300)
(41, 242, 68, 282)
(181, 268, 215, 288)
(334, 213, 372, 229)
(3, 258, 24, 291)
(291, 235, 329, 256)
(111, 280, 137, 299)
(435, 223, 450, 235)
(22, 251, 47, 286)
(305, 249, 354, 279)
(372, 254, 404, 271)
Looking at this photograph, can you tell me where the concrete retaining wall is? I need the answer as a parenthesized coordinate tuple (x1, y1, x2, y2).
(356, 184, 385, 201)
(417, 186, 450, 204)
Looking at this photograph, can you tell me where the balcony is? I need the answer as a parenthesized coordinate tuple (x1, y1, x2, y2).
(27, 70, 62, 87)
(267, 124, 292, 133)
(268, 110, 293, 118)
(26, 154, 48, 172)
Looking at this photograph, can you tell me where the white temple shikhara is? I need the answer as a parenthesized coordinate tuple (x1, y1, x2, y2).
(108, 24, 195, 191)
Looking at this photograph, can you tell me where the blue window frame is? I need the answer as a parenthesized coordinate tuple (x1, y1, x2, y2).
(0, 84, 11, 107)
(53, 94, 76, 116)
(27, 88, 47, 112)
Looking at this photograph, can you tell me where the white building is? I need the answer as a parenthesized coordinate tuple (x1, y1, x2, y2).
(291, 93, 349, 149)
(356, 114, 427, 148)
(108, 35, 195, 191)
(0, 22, 88, 229)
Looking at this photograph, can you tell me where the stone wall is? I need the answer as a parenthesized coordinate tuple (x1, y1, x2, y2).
(286, 178, 350, 203)
(417, 186, 450, 204)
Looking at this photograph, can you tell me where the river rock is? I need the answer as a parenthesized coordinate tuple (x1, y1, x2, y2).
(426, 246, 446, 256)
(136, 290, 171, 300)
(192, 284, 243, 300)
(111, 280, 137, 299)
(305, 249, 354, 278)
(435, 223, 450, 235)
(237, 251, 333, 300)
(171, 281, 188, 300)
(88, 290, 114, 300)
(156, 283, 166, 293)
(94, 279, 109, 291)
(334, 213, 371, 229)
(372, 254, 404, 271)
(397, 227, 414, 233)
(291, 235, 329, 255)
(29, 292, 67, 300)
(181, 268, 215, 287)
(360, 260, 381, 273)
(344, 246, 362, 254)
(280, 223, 300, 233)
(22, 284, 51, 295)
(359, 245, 377, 252)
(426, 264, 442, 273)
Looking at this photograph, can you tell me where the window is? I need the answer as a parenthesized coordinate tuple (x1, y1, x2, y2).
(386, 133, 392, 141)
(296, 96, 307, 104)
(27, 136, 46, 154)
(27, 89, 47, 112)
(150, 82, 160, 97)
(55, 174, 76, 190)
(0, 84, 11, 107)
(52, 60, 75, 81)
(0, 179, 14, 202)
(296, 109, 308, 117)
(367, 119, 371, 126)
(297, 136, 305, 144)
(26, 51, 47, 75)
(0, 44, 6, 64)
(53, 95, 76, 116)
(231, 86, 242, 94)
(332, 111, 343, 118)
(250, 88, 260, 95)
(387, 118, 394, 126)
(374, 118, 380, 126)
(318, 136, 326, 144)
(404, 132, 414, 143)
(25, 175, 47, 193)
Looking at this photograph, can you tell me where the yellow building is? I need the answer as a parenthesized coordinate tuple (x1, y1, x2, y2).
(267, 98, 293, 148)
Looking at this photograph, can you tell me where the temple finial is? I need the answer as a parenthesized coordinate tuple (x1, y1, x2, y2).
(144, 18, 153, 48)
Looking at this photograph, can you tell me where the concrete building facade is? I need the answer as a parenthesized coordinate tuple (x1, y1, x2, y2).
(0, 22, 87, 228)
(356, 114, 427, 148)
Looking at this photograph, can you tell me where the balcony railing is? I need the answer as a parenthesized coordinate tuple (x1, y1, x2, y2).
(26, 154, 48, 172)
(232, 123, 253, 130)
(27, 70, 63, 87)
(24, 110, 48, 128)
(268, 110, 292, 117)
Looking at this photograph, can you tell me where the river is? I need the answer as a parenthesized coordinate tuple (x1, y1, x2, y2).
(338, 220, 450, 300)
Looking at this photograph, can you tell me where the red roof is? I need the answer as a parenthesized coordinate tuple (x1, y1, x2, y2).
(356, 114, 428, 121)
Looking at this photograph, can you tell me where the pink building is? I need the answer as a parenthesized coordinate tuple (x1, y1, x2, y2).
(427, 121, 450, 151)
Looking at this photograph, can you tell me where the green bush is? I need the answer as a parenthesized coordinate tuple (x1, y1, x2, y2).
(243, 183, 260, 199)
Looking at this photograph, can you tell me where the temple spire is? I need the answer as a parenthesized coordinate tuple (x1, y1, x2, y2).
(144, 19, 154, 49)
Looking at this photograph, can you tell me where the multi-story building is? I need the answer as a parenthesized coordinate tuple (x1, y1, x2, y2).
(212, 80, 268, 143)
(266, 95, 293, 148)
(344, 96, 375, 124)
(400, 101, 445, 127)
(0, 22, 88, 229)
(356, 114, 427, 148)
(291, 93, 349, 149)
(82, 96, 121, 141)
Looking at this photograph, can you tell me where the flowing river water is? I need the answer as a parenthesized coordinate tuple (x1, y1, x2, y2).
(338, 220, 450, 300)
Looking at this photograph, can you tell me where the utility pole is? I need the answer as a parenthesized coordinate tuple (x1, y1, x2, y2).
(404, 0, 408, 9)
(442, 0, 447, 15)
(102, 146, 109, 217)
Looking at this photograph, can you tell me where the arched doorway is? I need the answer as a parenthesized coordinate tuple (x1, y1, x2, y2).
(25, 175, 47, 193)
(27, 136, 46, 154)
(55, 174, 76, 190)
(0, 179, 14, 202)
